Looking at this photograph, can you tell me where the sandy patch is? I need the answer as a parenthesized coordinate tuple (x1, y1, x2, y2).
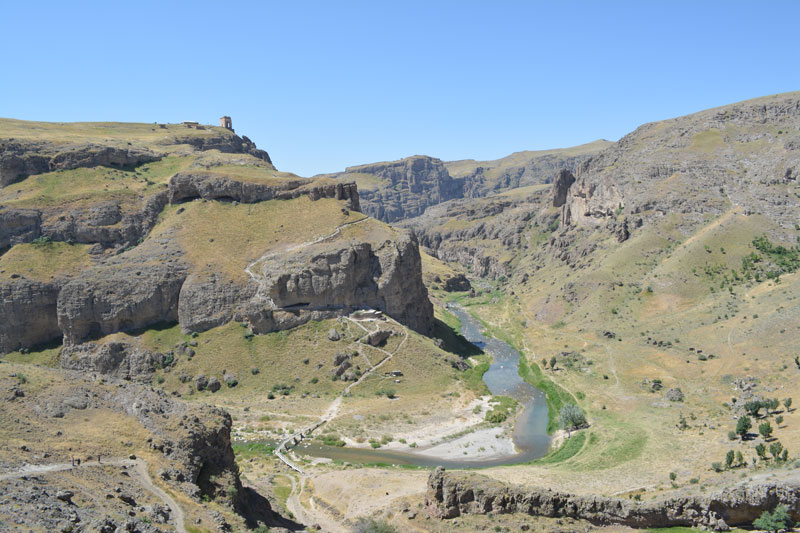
(415, 425, 516, 460)
(344, 395, 495, 450)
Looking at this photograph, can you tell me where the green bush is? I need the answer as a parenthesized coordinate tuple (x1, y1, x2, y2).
(752, 505, 792, 532)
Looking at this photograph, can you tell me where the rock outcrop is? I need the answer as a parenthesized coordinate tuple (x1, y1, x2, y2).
(249, 230, 434, 335)
(552, 168, 576, 208)
(57, 247, 189, 345)
(60, 342, 168, 380)
(168, 172, 360, 211)
(162, 132, 271, 164)
(0, 208, 41, 249)
(0, 140, 160, 187)
(325, 155, 463, 222)
(561, 92, 800, 231)
(0, 278, 61, 353)
(325, 142, 611, 224)
(426, 468, 800, 531)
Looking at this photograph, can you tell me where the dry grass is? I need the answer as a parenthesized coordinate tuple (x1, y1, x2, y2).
(150, 196, 365, 282)
(0, 241, 93, 281)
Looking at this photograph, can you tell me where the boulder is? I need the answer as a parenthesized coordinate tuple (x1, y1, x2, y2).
(207, 377, 221, 393)
(443, 273, 471, 292)
(666, 388, 684, 402)
(327, 328, 341, 341)
(60, 342, 167, 380)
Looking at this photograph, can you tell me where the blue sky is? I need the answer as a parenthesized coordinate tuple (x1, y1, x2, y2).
(2, 1, 799, 176)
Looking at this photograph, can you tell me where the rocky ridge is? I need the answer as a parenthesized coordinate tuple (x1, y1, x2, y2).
(1, 120, 433, 367)
(322, 142, 607, 224)
(426, 468, 800, 531)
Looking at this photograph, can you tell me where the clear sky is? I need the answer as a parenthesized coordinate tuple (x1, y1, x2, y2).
(2, 1, 799, 176)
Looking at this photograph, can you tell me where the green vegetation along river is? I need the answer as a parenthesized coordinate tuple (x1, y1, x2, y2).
(293, 305, 551, 468)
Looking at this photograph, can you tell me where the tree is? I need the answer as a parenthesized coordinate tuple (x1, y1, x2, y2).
(549, 356, 557, 370)
(755, 443, 766, 459)
(766, 398, 780, 415)
(769, 441, 783, 461)
(558, 404, 586, 435)
(736, 416, 752, 440)
(784, 397, 793, 411)
(752, 505, 792, 533)
(541, 358, 547, 369)
(725, 450, 735, 469)
(758, 421, 773, 440)
(775, 415, 784, 426)
(744, 400, 763, 417)
(735, 450, 744, 467)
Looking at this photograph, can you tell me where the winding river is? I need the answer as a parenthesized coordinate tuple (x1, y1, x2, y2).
(293, 305, 551, 468)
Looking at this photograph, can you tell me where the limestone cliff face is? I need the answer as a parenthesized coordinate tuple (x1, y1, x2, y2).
(0, 141, 160, 187)
(0, 209, 41, 249)
(57, 248, 189, 345)
(168, 172, 360, 211)
(0, 279, 61, 353)
(328, 156, 463, 222)
(426, 468, 800, 531)
(561, 92, 800, 231)
(253, 230, 434, 335)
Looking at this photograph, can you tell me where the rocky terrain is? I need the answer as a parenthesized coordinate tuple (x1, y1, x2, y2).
(0, 120, 434, 376)
(426, 468, 800, 530)
(320, 141, 609, 223)
(0, 363, 283, 531)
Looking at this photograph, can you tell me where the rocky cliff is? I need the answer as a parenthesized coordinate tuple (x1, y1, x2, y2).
(0, 119, 434, 360)
(323, 142, 610, 224)
(426, 468, 800, 531)
(323, 155, 463, 222)
(560, 92, 800, 232)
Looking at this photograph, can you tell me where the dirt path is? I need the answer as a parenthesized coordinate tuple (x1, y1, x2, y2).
(0, 458, 186, 533)
(131, 460, 187, 533)
(274, 314, 409, 529)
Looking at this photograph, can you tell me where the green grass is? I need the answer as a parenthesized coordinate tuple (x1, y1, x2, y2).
(2, 339, 62, 367)
(232, 441, 275, 459)
(0, 241, 93, 282)
(525, 431, 587, 466)
(518, 354, 577, 434)
(461, 355, 491, 395)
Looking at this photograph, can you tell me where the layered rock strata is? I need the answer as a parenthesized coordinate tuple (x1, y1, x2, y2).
(426, 468, 800, 531)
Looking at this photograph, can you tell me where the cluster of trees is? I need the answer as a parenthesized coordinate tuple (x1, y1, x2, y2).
(742, 397, 791, 418)
(752, 505, 794, 533)
(733, 397, 791, 441)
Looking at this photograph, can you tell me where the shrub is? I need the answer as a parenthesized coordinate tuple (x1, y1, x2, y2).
(558, 404, 587, 433)
(711, 461, 723, 473)
(352, 517, 398, 533)
(769, 441, 784, 460)
(725, 450, 735, 468)
(669, 472, 677, 481)
(736, 416, 752, 439)
(752, 505, 792, 532)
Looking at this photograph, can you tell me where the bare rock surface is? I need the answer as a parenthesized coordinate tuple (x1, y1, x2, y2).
(426, 468, 800, 531)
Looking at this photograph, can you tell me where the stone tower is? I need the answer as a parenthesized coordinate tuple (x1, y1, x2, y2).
(219, 116, 233, 131)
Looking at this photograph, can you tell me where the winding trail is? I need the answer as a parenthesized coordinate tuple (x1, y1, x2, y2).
(0, 458, 186, 533)
(274, 313, 409, 475)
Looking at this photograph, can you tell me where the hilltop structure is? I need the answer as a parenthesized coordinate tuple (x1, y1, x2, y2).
(219, 115, 233, 131)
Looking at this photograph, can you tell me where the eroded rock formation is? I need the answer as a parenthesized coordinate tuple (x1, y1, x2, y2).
(426, 468, 800, 531)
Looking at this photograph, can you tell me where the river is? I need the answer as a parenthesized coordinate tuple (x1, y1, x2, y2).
(291, 304, 551, 468)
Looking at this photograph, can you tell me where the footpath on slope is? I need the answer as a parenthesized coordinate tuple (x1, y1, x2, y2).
(0, 458, 186, 533)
